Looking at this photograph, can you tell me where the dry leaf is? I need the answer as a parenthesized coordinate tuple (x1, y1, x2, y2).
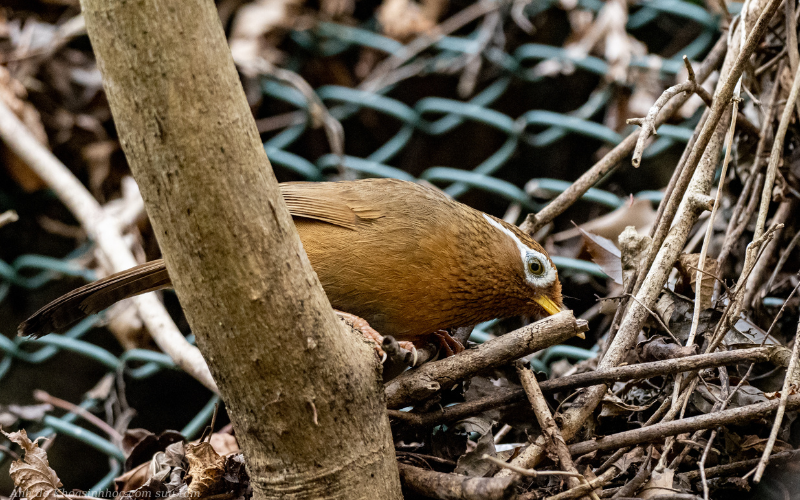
(578, 227, 623, 284)
(638, 467, 675, 499)
(185, 441, 226, 497)
(740, 435, 794, 454)
(115, 462, 149, 493)
(655, 294, 675, 328)
(619, 226, 651, 290)
(208, 432, 240, 456)
(2, 429, 62, 500)
(612, 446, 645, 475)
(676, 254, 719, 311)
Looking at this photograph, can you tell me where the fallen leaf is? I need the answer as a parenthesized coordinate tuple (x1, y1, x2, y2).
(676, 254, 720, 311)
(740, 435, 794, 454)
(636, 336, 696, 363)
(185, 441, 226, 497)
(619, 226, 652, 289)
(114, 463, 149, 493)
(613, 446, 645, 475)
(578, 227, 622, 284)
(638, 467, 675, 499)
(454, 419, 496, 477)
(655, 294, 676, 328)
(122, 429, 184, 470)
(1, 429, 62, 500)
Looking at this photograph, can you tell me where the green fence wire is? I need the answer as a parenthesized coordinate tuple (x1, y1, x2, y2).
(0, 0, 722, 492)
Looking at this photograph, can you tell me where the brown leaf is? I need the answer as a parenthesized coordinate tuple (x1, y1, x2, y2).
(578, 227, 623, 284)
(639, 467, 675, 499)
(185, 441, 226, 497)
(1, 429, 62, 500)
(676, 254, 719, 311)
(612, 446, 644, 475)
(114, 462, 149, 493)
(740, 435, 794, 454)
(655, 294, 675, 328)
(208, 432, 240, 456)
(619, 226, 651, 289)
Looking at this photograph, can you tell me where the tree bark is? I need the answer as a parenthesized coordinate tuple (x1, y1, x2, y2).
(79, 1, 402, 498)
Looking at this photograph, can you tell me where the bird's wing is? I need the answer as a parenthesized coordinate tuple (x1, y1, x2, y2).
(280, 182, 384, 230)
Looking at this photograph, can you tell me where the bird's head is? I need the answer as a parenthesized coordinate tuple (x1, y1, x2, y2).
(482, 214, 564, 319)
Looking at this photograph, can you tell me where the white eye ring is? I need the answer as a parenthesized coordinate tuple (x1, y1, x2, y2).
(523, 250, 555, 286)
(528, 257, 545, 276)
(483, 214, 557, 287)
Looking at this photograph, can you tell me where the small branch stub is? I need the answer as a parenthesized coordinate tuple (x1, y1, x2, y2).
(629, 56, 714, 168)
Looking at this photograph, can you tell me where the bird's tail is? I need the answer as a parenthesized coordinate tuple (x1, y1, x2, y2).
(19, 259, 172, 338)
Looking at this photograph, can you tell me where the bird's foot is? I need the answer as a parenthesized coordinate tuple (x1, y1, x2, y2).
(335, 311, 418, 365)
(335, 310, 387, 360)
(397, 341, 419, 367)
(432, 329, 465, 357)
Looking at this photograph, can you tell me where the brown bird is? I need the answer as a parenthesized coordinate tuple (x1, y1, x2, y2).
(19, 179, 565, 356)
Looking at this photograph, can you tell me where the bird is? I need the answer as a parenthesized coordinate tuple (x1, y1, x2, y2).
(19, 178, 567, 357)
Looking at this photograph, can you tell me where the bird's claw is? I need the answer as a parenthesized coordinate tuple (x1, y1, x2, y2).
(397, 341, 418, 367)
(433, 330, 465, 357)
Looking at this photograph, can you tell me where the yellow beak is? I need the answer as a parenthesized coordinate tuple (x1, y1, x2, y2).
(533, 295, 585, 339)
(533, 295, 562, 315)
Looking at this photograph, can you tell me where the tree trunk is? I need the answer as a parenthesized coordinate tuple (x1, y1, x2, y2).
(79, 1, 402, 498)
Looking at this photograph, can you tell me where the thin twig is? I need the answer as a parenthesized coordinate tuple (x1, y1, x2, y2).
(679, 449, 800, 482)
(520, 36, 727, 235)
(33, 390, 122, 441)
(385, 311, 587, 408)
(516, 361, 591, 497)
(568, 394, 800, 456)
(669, 77, 743, 436)
(389, 347, 788, 429)
(628, 56, 713, 168)
(763, 231, 800, 295)
(481, 455, 584, 478)
(540, 467, 618, 500)
(754, 60, 800, 240)
(753, 315, 800, 482)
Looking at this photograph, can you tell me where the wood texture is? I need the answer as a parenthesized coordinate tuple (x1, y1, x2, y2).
(79, 0, 401, 497)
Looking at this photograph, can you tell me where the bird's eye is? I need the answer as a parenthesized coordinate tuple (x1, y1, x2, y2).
(528, 257, 545, 276)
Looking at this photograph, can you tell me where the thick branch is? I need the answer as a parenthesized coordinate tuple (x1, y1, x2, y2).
(80, 0, 401, 497)
(398, 463, 517, 500)
(385, 311, 588, 409)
